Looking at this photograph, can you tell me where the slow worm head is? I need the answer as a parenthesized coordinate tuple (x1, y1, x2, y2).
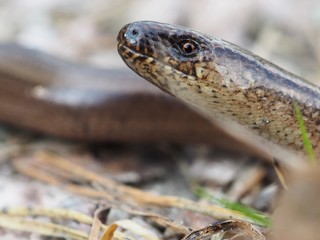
(117, 21, 320, 157)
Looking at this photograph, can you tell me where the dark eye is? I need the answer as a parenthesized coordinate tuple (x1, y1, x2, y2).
(176, 40, 199, 57)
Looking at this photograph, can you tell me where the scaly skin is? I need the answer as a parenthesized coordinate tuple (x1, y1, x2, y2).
(117, 21, 320, 157)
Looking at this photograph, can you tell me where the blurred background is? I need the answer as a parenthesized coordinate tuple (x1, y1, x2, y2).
(0, 0, 320, 83)
(0, 1, 319, 238)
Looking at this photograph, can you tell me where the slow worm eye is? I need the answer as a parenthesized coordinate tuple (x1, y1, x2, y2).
(176, 40, 199, 57)
(182, 42, 195, 54)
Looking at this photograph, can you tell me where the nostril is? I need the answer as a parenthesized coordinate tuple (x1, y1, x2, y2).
(131, 29, 140, 37)
(124, 26, 142, 44)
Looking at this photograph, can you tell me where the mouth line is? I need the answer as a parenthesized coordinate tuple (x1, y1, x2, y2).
(118, 43, 197, 83)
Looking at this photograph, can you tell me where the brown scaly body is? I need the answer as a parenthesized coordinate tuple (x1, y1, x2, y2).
(117, 21, 320, 157)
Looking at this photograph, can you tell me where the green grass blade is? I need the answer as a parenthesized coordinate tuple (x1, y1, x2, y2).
(293, 102, 316, 163)
(195, 186, 272, 227)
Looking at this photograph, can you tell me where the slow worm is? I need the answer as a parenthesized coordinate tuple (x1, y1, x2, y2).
(117, 21, 320, 161)
(0, 43, 259, 154)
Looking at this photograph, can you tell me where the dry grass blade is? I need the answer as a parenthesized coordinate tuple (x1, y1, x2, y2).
(89, 209, 103, 240)
(0, 207, 132, 239)
(0, 215, 88, 240)
(115, 219, 160, 240)
(89, 207, 114, 240)
(12, 151, 271, 225)
(272, 159, 288, 190)
(120, 207, 191, 235)
(101, 223, 118, 240)
(0, 207, 93, 224)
